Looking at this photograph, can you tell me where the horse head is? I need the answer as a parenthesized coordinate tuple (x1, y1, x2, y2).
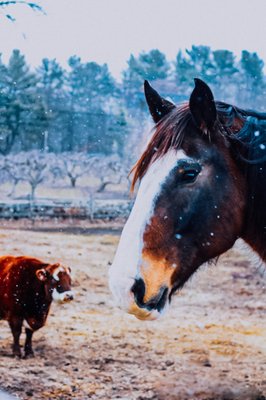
(109, 79, 251, 320)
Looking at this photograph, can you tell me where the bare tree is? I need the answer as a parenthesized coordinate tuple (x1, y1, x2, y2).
(90, 156, 129, 193)
(52, 153, 99, 188)
(2, 157, 24, 198)
(24, 156, 47, 200)
(3, 151, 48, 200)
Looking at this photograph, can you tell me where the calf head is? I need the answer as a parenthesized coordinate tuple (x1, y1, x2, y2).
(36, 263, 74, 302)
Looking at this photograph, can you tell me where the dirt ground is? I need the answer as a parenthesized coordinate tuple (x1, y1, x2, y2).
(0, 221, 264, 400)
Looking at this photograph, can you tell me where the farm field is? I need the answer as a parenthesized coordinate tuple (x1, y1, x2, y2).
(0, 221, 264, 400)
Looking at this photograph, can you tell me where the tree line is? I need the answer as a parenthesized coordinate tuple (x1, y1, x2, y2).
(0, 151, 130, 200)
(0, 46, 265, 158)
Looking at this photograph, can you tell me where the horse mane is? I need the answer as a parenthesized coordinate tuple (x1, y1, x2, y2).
(131, 101, 266, 190)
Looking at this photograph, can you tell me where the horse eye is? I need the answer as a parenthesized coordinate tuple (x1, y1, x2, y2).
(180, 169, 199, 182)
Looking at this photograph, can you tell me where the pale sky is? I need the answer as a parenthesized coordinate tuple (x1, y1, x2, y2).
(0, 0, 266, 79)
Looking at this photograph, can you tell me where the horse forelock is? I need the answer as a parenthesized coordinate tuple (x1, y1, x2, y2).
(131, 103, 191, 190)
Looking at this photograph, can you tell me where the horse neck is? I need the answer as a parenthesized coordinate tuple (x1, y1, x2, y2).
(241, 160, 266, 260)
(227, 114, 266, 260)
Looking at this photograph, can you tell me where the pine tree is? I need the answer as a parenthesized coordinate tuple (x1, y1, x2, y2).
(239, 51, 265, 107)
(185, 45, 215, 83)
(175, 50, 195, 93)
(0, 50, 48, 154)
(67, 56, 119, 153)
(36, 58, 66, 151)
(122, 49, 170, 113)
(212, 50, 238, 101)
(138, 49, 170, 81)
(37, 58, 65, 106)
(68, 56, 116, 112)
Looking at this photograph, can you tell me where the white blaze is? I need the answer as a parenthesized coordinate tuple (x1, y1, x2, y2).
(53, 266, 65, 281)
(109, 149, 188, 310)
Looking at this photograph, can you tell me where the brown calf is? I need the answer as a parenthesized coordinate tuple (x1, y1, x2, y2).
(0, 256, 73, 358)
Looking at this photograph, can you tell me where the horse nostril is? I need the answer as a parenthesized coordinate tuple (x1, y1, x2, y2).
(131, 278, 145, 305)
(152, 287, 168, 312)
(131, 278, 168, 312)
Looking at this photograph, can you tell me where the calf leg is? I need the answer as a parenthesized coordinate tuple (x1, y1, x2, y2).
(8, 317, 23, 358)
(24, 317, 45, 357)
(24, 328, 34, 358)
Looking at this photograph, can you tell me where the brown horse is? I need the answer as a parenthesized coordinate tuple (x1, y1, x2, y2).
(109, 78, 266, 320)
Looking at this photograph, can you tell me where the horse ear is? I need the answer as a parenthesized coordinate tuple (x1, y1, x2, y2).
(144, 80, 175, 123)
(189, 78, 217, 131)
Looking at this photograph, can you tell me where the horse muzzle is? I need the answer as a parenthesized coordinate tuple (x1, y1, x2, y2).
(127, 302, 162, 320)
(109, 257, 172, 320)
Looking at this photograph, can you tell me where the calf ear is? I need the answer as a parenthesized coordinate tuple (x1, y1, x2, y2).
(189, 78, 217, 131)
(36, 269, 48, 281)
(144, 80, 175, 123)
